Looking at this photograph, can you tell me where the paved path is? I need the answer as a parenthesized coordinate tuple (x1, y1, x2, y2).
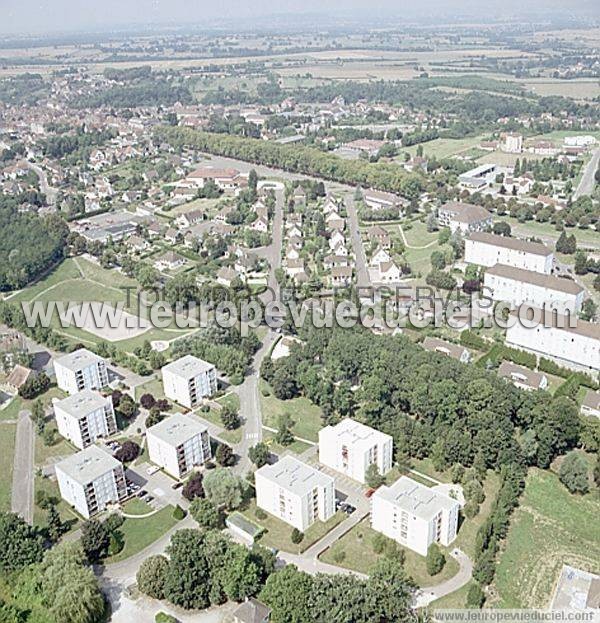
(574, 147, 600, 199)
(414, 549, 473, 608)
(345, 194, 371, 290)
(11, 410, 35, 524)
(302, 509, 369, 559)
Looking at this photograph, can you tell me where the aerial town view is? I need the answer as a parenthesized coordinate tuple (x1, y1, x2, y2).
(0, 0, 598, 621)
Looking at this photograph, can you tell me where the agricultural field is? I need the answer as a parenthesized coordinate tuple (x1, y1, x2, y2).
(493, 463, 600, 608)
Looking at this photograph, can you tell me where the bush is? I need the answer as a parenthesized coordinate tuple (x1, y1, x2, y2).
(108, 531, 124, 556)
(137, 555, 169, 600)
(426, 543, 446, 576)
(18, 372, 51, 399)
(173, 505, 186, 520)
(140, 393, 156, 409)
(255, 508, 267, 521)
(460, 331, 487, 351)
(558, 451, 589, 494)
(182, 473, 204, 501)
(466, 583, 486, 608)
(114, 440, 140, 463)
(291, 528, 304, 545)
(372, 533, 387, 554)
(155, 613, 177, 623)
(463, 500, 480, 519)
(332, 549, 346, 564)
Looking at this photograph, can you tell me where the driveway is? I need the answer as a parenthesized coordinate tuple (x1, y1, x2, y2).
(414, 548, 473, 608)
(11, 410, 35, 524)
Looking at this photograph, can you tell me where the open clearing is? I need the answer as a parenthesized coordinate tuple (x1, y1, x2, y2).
(493, 466, 600, 608)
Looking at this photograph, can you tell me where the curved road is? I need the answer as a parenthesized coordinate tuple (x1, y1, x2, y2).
(414, 548, 473, 608)
(574, 147, 599, 200)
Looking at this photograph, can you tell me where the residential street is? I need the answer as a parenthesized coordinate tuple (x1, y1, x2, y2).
(345, 194, 371, 290)
(574, 147, 600, 199)
(11, 409, 35, 524)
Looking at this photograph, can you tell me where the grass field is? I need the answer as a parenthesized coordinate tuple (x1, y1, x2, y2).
(260, 381, 323, 442)
(496, 217, 600, 249)
(0, 424, 16, 512)
(493, 465, 600, 608)
(122, 498, 154, 516)
(261, 429, 313, 456)
(319, 517, 460, 587)
(107, 505, 180, 562)
(398, 220, 451, 277)
(397, 134, 489, 160)
(241, 499, 346, 554)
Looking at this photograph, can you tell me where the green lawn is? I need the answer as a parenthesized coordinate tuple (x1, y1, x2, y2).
(319, 517, 460, 588)
(430, 581, 478, 610)
(217, 392, 240, 412)
(196, 408, 242, 445)
(122, 498, 153, 516)
(107, 505, 181, 563)
(241, 500, 346, 554)
(0, 424, 16, 512)
(496, 217, 600, 250)
(32, 474, 80, 530)
(262, 429, 313, 456)
(396, 134, 488, 160)
(493, 466, 600, 608)
(260, 382, 323, 442)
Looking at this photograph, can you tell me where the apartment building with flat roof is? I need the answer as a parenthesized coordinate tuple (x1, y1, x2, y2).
(371, 476, 460, 556)
(161, 355, 217, 408)
(53, 348, 109, 395)
(55, 445, 127, 519)
(146, 414, 211, 479)
(54, 389, 117, 449)
(318, 418, 393, 484)
(255, 456, 335, 531)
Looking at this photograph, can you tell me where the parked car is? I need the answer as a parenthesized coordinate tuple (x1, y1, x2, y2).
(365, 488, 376, 498)
(146, 465, 160, 476)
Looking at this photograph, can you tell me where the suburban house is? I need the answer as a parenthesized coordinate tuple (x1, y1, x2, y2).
(4, 364, 34, 394)
(465, 232, 554, 274)
(339, 139, 384, 158)
(331, 266, 353, 287)
(371, 476, 460, 556)
(438, 202, 493, 234)
(506, 309, 600, 379)
(580, 390, 600, 418)
(484, 264, 585, 313)
(376, 260, 402, 283)
(421, 337, 471, 363)
(250, 216, 269, 233)
(255, 456, 335, 532)
(54, 390, 117, 450)
(369, 247, 391, 267)
(54, 349, 109, 395)
(154, 251, 185, 271)
(176, 209, 205, 228)
(55, 445, 128, 519)
(318, 418, 393, 484)
(182, 166, 243, 191)
(367, 225, 391, 249)
(363, 189, 404, 212)
(161, 355, 218, 408)
(498, 361, 548, 391)
(232, 598, 272, 623)
(147, 414, 211, 479)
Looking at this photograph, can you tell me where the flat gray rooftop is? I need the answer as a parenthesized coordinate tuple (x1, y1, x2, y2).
(374, 476, 458, 521)
(162, 354, 215, 379)
(257, 455, 333, 496)
(55, 445, 120, 485)
(147, 413, 208, 447)
(55, 348, 104, 372)
(54, 389, 110, 419)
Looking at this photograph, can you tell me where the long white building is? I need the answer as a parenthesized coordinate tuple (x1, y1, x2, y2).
(53, 348, 109, 395)
(146, 414, 211, 479)
(161, 355, 217, 409)
(437, 202, 493, 234)
(371, 476, 460, 556)
(318, 418, 393, 484)
(255, 456, 335, 531)
(465, 232, 554, 274)
(506, 309, 600, 378)
(55, 445, 127, 519)
(484, 264, 585, 312)
(54, 390, 117, 449)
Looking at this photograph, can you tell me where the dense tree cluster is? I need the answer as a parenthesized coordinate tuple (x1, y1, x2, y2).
(156, 126, 424, 199)
(0, 201, 69, 290)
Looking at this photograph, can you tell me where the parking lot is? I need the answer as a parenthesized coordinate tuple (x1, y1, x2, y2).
(126, 461, 189, 510)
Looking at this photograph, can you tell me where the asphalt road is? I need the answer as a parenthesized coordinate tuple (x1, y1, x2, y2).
(11, 410, 35, 524)
(574, 147, 600, 199)
(345, 194, 371, 290)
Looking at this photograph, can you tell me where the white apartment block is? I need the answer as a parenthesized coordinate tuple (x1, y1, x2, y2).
(161, 355, 217, 408)
(255, 456, 335, 532)
(371, 476, 460, 556)
(146, 414, 211, 479)
(318, 418, 393, 484)
(54, 390, 117, 449)
(484, 264, 585, 313)
(53, 348, 109, 395)
(55, 445, 127, 519)
(506, 309, 600, 379)
(465, 232, 554, 274)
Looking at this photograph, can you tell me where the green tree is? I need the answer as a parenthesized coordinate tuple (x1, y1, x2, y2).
(249, 442, 270, 468)
(203, 468, 244, 510)
(137, 555, 169, 600)
(259, 565, 313, 623)
(189, 498, 222, 529)
(466, 582, 486, 608)
(220, 405, 240, 430)
(558, 451, 589, 494)
(365, 463, 385, 488)
(275, 413, 295, 446)
(81, 519, 110, 563)
(215, 443, 235, 467)
(0, 512, 44, 572)
(426, 543, 446, 576)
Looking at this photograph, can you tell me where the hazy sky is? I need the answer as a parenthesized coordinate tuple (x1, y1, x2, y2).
(1, 0, 597, 36)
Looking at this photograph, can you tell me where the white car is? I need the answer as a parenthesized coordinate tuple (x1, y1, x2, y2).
(146, 465, 160, 476)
